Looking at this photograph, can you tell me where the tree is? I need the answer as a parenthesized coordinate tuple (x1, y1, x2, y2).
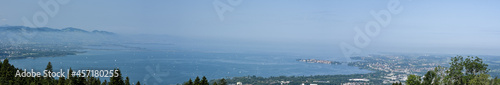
(0, 58, 11, 84)
(110, 68, 124, 85)
(493, 77, 499, 85)
(407, 56, 494, 85)
(187, 78, 193, 85)
(125, 77, 130, 85)
(1, 59, 13, 80)
(0, 60, 131, 85)
(77, 73, 86, 85)
(219, 78, 226, 85)
(57, 76, 65, 85)
(212, 81, 218, 85)
(67, 68, 77, 85)
(464, 56, 489, 75)
(201, 76, 208, 85)
(45, 62, 54, 83)
(392, 82, 403, 85)
(422, 70, 436, 85)
(406, 74, 421, 85)
(183, 78, 194, 85)
(102, 80, 108, 85)
(432, 66, 446, 85)
(468, 73, 490, 85)
(136, 81, 141, 85)
(194, 76, 200, 85)
(445, 56, 490, 84)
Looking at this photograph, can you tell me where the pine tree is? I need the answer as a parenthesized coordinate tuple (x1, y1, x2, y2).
(1, 59, 12, 80)
(136, 81, 141, 85)
(201, 76, 208, 85)
(57, 76, 65, 85)
(219, 78, 226, 85)
(212, 81, 218, 85)
(45, 62, 54, 84)
(97, 78, 102, 85)
(77, 72, 86, 85)
(194, 76, 200, 85)
(110, 68, 124, 85)
(0, 59, 6, 84)
(0, 60, 134, 85)
(125, 76, 130, 85)
(188, 78, 193, 85)
(68, 68, 77, 85)
(102, 80, 108, 85)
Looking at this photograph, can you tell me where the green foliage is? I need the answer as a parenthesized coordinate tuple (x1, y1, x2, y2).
(184, 76, 210, 85)
(468, 73, 490, 85)
(184, 78, 193, 85)
(194, 76, 200, 85)
(110, 68, 124, 85)
(0, 59, 135, 85)
(392, 82, 402, 85)
(422, 70, 436, 85)
(201, 76, 208, 85)
(405, 56, 498, 85)
(444, 56, 490, 85)
(136, 81, 141, 85)
(44, 62, 54, 84)
(406, 74, 421, 85)
(218, 78, 226, 85)
(125, 77, 130, 85)
(212, 81, 218, 85)
(103, 80, 108, 85)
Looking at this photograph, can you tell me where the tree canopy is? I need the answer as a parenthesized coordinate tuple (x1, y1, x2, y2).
(405, 56, 498, 85)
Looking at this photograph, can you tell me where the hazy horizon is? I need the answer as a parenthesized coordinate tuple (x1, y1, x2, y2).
(1, 0, 500, 57)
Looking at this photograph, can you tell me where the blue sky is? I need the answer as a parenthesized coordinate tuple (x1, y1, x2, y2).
(1, 0, 500, 56)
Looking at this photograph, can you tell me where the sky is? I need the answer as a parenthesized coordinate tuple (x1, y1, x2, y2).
(1, 0, 500, 57)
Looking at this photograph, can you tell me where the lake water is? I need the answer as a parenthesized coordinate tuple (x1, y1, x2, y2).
(8, 44, 371, 84)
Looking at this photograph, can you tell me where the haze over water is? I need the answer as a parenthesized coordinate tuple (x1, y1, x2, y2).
(8, 44, 371, 84)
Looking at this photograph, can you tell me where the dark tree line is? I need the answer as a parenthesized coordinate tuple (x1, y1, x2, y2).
(0, 59, 140, 85)
(404, 56, 500, 85)
(183, 76, 226, 85)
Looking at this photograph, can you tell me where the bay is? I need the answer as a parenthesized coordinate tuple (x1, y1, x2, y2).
(8, 44, 371, 84)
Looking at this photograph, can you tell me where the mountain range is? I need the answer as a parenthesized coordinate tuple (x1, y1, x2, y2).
(0, 26, 117, 45)
(0, 26, 114, 34)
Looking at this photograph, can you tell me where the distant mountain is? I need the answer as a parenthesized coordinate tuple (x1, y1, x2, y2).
(61, 27, 90, 33)
(0, 26, 114, 34)
(0, 26, 117, 45)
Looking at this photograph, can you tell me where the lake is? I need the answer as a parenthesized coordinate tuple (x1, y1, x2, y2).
(8, 44, 371, 84)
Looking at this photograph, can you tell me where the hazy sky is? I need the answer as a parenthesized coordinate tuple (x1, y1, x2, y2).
(1, 0, 500, 56)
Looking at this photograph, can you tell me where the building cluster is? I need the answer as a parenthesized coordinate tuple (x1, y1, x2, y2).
(297, 59, 341, 64)
(342, 78, 370, 85)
